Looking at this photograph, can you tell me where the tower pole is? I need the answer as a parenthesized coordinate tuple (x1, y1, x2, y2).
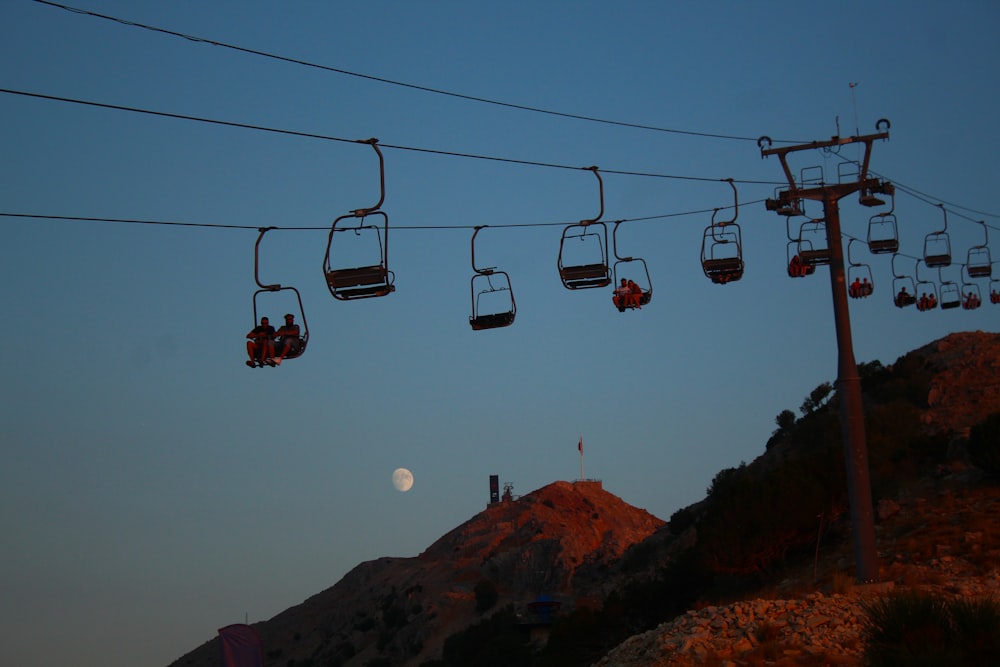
(760, 122, 891, 583)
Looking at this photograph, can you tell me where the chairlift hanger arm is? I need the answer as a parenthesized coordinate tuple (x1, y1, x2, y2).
(579, 166, 604, 226)
(350, 138, 386, 217)
(933, 203, 950, 234)
(471, 225, 495, 275)
(254, 226, 281, 290)
(711, 178, 739, 226)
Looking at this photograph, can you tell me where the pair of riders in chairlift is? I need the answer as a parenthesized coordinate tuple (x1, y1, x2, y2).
(963, 291, 982, 310)
(917, 292, 938, 311)
(787, 254, 814, 278)
(245, 313, 301, 368)
(849, 277, 873, 299)
(612, 278, 647, 312)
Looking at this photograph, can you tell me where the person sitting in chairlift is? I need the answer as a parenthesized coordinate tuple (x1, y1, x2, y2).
(612, 278, 630, 312)
(272, 313, 301, 366)
(627, 279, 643, 309)
(246, 316, 276, 368)
(894, 286, 912, 307)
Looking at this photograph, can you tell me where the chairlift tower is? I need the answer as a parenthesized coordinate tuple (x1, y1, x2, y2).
(758, 121, 893, 584)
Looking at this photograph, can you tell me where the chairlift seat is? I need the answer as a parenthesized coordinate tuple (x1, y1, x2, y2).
(868, 239, 899, 254)
(859, 194, 886, 208)
(326, 265, 390, 289)
(470, 312, 516, 331)
(799, 249, 831, 266)
(560, 263, 610, 289)
(967, 265, 992, 279)
(923, 254, 951, 268)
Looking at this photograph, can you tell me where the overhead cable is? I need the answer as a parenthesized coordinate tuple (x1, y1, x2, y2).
(0, 88, 779, 185)
(33, 0, 803, 144)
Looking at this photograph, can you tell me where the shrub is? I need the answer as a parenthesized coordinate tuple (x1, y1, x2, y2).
(967, 412, 1000, 478)
(861, 591, 1000, 666)
(473, 579, 498, 613)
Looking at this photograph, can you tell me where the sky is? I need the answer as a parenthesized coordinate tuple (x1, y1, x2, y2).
(1, 1, 998, 665)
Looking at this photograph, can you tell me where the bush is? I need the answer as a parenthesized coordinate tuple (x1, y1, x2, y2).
(473, 579, 498, 613)
(967, 412, 1000, 478)
(861, 591, 1000, 666)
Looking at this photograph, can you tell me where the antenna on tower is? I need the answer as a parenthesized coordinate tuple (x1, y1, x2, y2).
(849, 82, 861, 137)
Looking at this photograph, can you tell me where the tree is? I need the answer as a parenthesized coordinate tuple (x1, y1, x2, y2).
(800, 382, 833, 415)
(774, 409, 797, 432)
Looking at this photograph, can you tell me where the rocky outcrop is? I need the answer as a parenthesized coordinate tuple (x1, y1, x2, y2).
(917, 331, 1000, 434)
(169, 480, 663, 667)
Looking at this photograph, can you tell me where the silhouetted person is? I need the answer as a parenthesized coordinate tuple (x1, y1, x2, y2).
(246, 316, 275, 367)
(273, 313, 301, 365)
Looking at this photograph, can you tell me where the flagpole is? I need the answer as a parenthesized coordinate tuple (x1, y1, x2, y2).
(578, 435, 584, 481)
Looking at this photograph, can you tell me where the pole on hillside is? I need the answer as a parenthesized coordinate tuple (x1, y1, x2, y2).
(759, 121, 892, 583)
(578, 435, 584, 481)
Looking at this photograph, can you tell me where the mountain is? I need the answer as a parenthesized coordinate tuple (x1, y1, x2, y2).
(168, 480, 664, 667)
(170, 330, 1000, 667)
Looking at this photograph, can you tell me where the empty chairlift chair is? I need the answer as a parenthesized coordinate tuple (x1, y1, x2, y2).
(938, 267, 962, 310)
(558, 166, 612, 290)
(701, 178, 744, 285)
(966, 220, 992, 279)
(867, 192, 900, 255)
(323, 139, 396, 301)
(923, 204, 953, 269)
(468, 226, 516, 330)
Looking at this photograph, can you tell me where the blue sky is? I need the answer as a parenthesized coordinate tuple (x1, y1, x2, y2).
(1, 1, 998, 665)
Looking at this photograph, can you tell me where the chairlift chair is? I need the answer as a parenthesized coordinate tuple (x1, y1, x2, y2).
(938, 267, 962, 310)
(797, 218, 832, 267)
(248, 227, 309, 365)
(923, 204, 953, 268)
(700, 178, 744, 285)
(558, 166, 611, 290)
(786, 241, 816, 278)
(961, 265, 983, 310)
(323, 139, 396, 300)
(914, 259, 938, 312)
(469, 226, 516, 330)
(612, 221, 652, 310)
(846, 239, 874, 299)
(866, 192, 899, 254)
(966, 220, 992, 278)
(989, 275, 1000, 304)
(891, 254, 916, 308)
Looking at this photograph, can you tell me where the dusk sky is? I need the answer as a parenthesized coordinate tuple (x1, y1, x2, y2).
(1, 2, 998, 665)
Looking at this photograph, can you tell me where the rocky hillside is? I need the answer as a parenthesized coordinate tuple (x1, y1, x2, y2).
(168, 480, 663, 667)
(170, 330, 1000, 667)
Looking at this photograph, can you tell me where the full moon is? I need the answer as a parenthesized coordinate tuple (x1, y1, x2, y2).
(392, 468, 414, 492)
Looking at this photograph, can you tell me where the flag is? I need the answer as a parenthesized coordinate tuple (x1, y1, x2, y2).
(578, 436, 583, 454)
(219, 624, 263, 667)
